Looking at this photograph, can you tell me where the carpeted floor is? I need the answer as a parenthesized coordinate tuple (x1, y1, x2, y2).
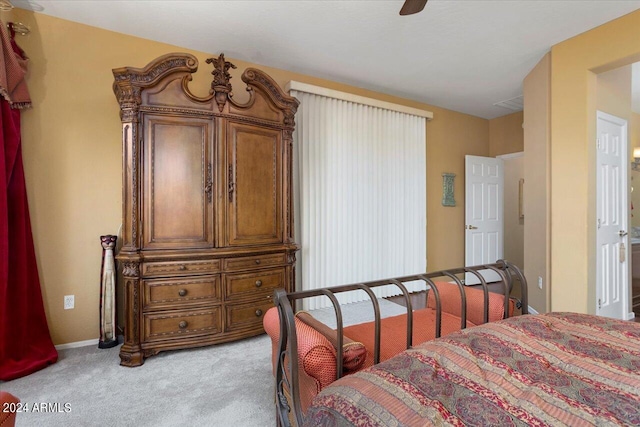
(1, 299, 403, 427)
(1, 334, 274, 427)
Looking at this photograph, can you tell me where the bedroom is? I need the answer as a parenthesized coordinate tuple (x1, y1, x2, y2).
(1, 1, 639, 425)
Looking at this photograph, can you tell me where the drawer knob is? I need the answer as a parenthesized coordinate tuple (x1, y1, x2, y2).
(179, 264, 187, 271)
(255, 309, 263, 317)
(178, 289, 187, 297)
(255, 280, 262, 288)
(178, 321, 188, 329)
(255, 259, 261, 265)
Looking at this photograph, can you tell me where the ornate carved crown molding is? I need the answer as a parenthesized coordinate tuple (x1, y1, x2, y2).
(241, 68, 299, 128)
(112, 52, 299, 126)
(112, 53, 199, 122)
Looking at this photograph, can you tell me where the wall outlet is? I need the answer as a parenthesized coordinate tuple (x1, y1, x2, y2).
(64, 295, 75, 310)
(537, 276, 543, 290)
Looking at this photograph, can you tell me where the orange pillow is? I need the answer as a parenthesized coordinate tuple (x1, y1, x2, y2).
(296, 311, 367, 372)
(426, 281, 513, 325)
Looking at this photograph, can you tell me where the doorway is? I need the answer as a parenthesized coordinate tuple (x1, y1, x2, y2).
(595, 63, 638, 320)
(464, 153, 524, 286)
(464, 155, 504, 285)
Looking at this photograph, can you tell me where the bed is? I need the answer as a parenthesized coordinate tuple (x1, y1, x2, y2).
(272, 261, 533, 426)
(304, 312, 640, 426)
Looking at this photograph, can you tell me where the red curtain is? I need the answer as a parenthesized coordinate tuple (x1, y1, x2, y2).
(0, 24, 57, 381)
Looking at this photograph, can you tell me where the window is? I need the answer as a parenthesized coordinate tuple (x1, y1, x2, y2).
(289, 82, 432, 309)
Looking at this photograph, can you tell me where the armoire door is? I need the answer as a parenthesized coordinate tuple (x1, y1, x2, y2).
(143, 115, 214, 249)
(226, 121, 282, 246)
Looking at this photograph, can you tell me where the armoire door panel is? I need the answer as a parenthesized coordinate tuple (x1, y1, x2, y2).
(227, 122, 282, 246)
(143, 115, 214, 249)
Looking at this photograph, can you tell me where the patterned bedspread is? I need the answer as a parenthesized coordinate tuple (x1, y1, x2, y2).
(303, 313, 640, 426)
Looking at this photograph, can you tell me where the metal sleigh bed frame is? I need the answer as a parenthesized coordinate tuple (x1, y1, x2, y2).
(271, 260, 529, 427)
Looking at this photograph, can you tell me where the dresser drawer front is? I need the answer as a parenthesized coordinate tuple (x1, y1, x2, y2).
(225, 269, 284, 301)
(223, 253, 285, 271)
(142, 259, 221, 277)
(225, 299, 274, 333)
(143, 276, 220, 309)
(143, 308, 221, 341)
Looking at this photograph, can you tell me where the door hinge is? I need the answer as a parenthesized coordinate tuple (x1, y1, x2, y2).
(596, 137, 601, 150)
(598, 298, 602, 310)
(597, 218, 601, 229)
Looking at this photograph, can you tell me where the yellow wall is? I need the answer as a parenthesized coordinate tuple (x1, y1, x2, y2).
(550, 9, 640, 314)
(6, 9, 499, 344)
(502, 155, 524, 270)
(426, 114, 489, 271)
(489, 111, 524, 157)
(597, 65, 632, 120)
(523, 53, 551, 314)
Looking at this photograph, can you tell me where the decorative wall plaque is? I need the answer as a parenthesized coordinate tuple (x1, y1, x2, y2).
(442, 173, 456, 207)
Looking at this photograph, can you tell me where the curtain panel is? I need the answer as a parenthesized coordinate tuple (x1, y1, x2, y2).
(291, 89, 428, 309)
(0, 20, 57, 380)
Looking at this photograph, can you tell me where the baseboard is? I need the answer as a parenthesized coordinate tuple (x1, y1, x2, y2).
(527, 306, 539, 315)
(626, 312, 636, 321)
(55, 335, 124, 350)
(55, 338, 99, 350)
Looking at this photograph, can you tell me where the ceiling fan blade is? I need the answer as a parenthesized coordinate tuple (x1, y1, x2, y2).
(399, 0, 428, 16)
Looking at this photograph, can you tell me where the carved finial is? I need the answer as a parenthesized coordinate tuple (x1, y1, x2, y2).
(206, 53, 237, 112)
(206, 53, 236, 90)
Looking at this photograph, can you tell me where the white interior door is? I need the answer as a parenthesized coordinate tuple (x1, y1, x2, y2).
(596, 111, 629, 320)
(465, 155, 504, 284)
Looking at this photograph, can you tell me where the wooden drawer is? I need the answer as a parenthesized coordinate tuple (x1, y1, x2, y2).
(223, 253, 285, 271)
(143, 308, 221, 342)
(142, 259, 220, 278)
(225, 299, 274, 333)
(225, 269, 284, 301)
(143, 275, 220, 310)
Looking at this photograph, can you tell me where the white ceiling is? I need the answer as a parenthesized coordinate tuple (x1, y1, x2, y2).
(16, 0, 640, 119)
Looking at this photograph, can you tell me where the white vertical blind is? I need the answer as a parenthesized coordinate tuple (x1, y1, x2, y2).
(291, 88, 428, 309)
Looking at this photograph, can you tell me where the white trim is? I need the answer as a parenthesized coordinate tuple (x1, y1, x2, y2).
(55, 338, 99, 350)
(497, 151, 524, 160)
(626, 312, 636, 321)
(286, 81, 434, 120)
(527, 305, 539, 315)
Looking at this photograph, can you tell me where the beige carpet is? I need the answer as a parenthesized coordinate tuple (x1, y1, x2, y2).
(1, 334, 274, 427)
(1, 298, 403, 426)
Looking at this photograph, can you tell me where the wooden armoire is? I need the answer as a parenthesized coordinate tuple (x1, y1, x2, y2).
(112, 53, 298, 367)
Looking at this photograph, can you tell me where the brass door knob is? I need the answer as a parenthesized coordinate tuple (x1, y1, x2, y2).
(178, 321, 188, 329)
(178, 289, 187, 297)
(255, 280, 262, 288)
(255, 309, 263, 317)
